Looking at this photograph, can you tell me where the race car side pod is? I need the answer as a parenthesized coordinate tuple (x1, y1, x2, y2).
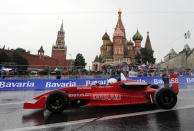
(170, 74, 179, 94)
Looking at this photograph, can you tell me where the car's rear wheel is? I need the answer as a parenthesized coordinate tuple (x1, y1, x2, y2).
(155, 88, 177, 109)
(46, 91, 69, 113)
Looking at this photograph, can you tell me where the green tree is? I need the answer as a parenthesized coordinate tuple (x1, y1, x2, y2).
(94, 55, 102, 62)
(94, 55, 99, 62)
(74, 53, 87, 69)
(98, 55, 102, 62)
(12, 52, 29, 72)
(0, 52, 10, 65)
(15, 48, 26, 53)
(135, 53, 142, 64)
(135, 48, 155, 64)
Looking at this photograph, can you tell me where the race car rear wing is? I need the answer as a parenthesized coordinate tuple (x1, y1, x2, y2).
(120, 81, 148, 88)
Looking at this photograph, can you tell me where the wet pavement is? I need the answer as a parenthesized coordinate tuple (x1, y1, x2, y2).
(1, 88, 194, 131)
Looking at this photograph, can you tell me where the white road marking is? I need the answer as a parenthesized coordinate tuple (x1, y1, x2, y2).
(180, 88, 194, 91)
(99, 104, 194, 121)
(3, 104, 194, 131)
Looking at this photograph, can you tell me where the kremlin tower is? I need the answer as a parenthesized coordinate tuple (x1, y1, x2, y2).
(52, 21, 67, 66)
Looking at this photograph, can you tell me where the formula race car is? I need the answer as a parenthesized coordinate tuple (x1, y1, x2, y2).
(24, 73, 179, 113)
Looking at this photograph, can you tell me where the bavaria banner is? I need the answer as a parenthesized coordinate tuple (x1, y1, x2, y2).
(0, 75, 194, 90)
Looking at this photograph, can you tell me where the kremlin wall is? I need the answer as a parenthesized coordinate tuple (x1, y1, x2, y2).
(0, 22, 73, 70)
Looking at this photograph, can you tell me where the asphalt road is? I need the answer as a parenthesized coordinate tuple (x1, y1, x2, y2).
(1, 87, 194, 131)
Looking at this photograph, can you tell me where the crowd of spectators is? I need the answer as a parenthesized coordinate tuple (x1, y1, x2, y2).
(1, 64, 194, 79)
(101, 64, 194, 77)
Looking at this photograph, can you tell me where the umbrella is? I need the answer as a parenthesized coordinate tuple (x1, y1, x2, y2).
(0, 67, 12, 72)
(121, 62, 127, 66)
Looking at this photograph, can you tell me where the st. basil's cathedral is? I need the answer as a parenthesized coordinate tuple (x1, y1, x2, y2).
(92, 9, 153, 71)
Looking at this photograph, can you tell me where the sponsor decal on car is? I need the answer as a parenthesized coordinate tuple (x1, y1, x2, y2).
(69, 93, 91, 97)
(77, 86, 91, 90)
(93, 94, 121, 101)
(94, 86, 114, 88)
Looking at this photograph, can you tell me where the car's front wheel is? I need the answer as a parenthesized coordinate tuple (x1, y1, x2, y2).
(46, 91, 69, 113)
(154, 88, 177, 109)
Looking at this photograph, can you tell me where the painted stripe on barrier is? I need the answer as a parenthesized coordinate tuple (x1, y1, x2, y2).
(4, 104, 194, 131)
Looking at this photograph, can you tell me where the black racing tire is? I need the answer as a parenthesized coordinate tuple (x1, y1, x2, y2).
(154, 88, 177, 109)
(46, 91, 69, 113)
(149, 84, 160, 89)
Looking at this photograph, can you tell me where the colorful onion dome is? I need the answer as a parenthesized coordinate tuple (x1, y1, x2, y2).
(132, 29, 143, 41)
(106, 42, 113, 46)
(127, 39, 134, 45)
(118, 8, 122, 14)
(102, 32, 110, 40)
(113, 28, 124, 37)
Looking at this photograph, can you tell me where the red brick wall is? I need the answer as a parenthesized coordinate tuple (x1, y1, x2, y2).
(0, 49, 72, 70)
(20, 53, 58, 69)
(52, 48, 66, 66)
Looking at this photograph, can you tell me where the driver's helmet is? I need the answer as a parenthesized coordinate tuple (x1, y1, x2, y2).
(107, 78, 117, 84)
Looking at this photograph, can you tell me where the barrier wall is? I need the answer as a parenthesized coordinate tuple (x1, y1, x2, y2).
(0, 76, 194, 90)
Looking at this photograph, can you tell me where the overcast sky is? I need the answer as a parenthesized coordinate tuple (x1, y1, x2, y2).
(0, 0, 194, 67)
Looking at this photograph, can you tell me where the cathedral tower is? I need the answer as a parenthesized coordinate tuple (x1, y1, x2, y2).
(113, 9, 126, 62)
(115, 9, 126, 37)
(132, 29, 143, 54)
(145, 32, 153, 51)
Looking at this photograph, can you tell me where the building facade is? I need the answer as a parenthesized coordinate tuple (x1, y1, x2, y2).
(159, 44, 194, 70)
(92, 9, 153, 71)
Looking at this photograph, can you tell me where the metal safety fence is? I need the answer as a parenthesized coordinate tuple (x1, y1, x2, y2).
(0, 64, 193, 79)
(0, 64, 109, 79)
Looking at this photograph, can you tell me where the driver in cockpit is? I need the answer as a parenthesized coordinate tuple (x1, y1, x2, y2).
(107, 73, 127, 85)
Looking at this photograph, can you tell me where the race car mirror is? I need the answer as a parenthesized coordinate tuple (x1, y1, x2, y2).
(120, 81, 148, 88)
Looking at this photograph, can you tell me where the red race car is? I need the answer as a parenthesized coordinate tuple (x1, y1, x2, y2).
(24, 73, 179, 113)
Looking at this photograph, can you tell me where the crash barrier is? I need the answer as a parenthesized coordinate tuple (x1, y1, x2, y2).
(0, 75, 193, 90)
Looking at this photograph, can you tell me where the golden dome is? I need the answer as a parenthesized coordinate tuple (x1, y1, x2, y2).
(118, 8, 122, 14)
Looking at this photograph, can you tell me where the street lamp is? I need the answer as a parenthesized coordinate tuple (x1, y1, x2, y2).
(184, 30, 191, 39)
(184, 30, 191, 69)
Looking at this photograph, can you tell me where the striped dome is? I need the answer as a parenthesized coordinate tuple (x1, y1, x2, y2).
(132, 30, 143, 41)
(102, 32, 110, 40)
